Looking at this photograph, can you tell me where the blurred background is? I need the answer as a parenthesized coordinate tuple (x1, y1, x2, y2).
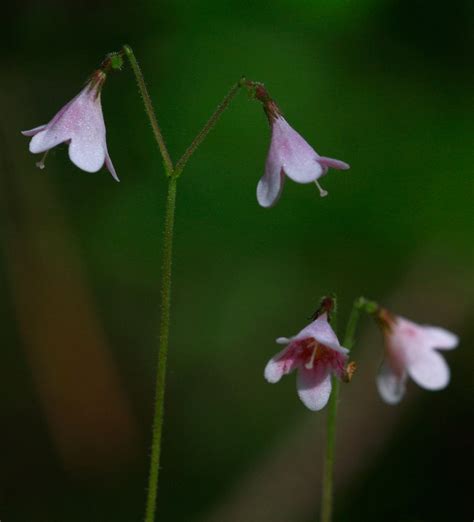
(1, 1, 473, 521)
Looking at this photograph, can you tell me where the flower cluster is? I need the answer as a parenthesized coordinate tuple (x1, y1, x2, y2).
(22, 57, 460, 414)
(264, 300, 459, 411)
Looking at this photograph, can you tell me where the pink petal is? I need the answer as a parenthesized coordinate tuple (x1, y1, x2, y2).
(421, 326, 459, 350)
(105, 150, 119, 182)
(318, 156, 350, 170)
(294, 313, 347, 354)
(264, 346, 298, 383)
(272, 117, 323, 183)
(297, 366, 332, 411)
(406, 349, 450, 390)
(376, 360, 407, 404)
(257, 167, 285, 208)
(21, 125, 47, 137)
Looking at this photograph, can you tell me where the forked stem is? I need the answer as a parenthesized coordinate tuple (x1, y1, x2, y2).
(174, 79, 244, 175)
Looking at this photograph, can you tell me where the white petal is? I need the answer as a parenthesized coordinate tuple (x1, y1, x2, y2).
(29, 127, 70, 154)
(257, 165, 285, 208)
(376, 360, 406, 404)
(407, 349, 450, 390)
(272, 117, 323, 183)
(297, 367, 332, 411)
(421, 326, 459, 350)
(68, 139, 105, 173)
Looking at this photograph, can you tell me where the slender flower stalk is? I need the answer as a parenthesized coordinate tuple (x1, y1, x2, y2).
(120, 45, 246, 522)
(320, 297, 368, 522)
(145, 176, 177, 522)
(174, 78, 244, 175)
(123, 45, 174, 176)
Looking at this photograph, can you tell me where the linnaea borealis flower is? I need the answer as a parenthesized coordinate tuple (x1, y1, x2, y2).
(264, 312, 353, 411)
(250, 83, 350, 208)
(375, 308, 459, 404)
(22, 70, 118, 181)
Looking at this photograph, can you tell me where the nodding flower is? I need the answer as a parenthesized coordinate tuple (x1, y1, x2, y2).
(249, 82, 349, 208)
(22, 70, 118, 181)
(264, 312, 353, 411)
(374, 308, 459, 404)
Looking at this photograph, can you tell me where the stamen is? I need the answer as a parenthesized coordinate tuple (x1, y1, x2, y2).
(305, 346, 317, 370)
(314, 179, 328, 197)
(35, 151, 49, 170)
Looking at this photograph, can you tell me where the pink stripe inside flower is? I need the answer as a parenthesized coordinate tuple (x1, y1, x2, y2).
(264, 313, 350, 411)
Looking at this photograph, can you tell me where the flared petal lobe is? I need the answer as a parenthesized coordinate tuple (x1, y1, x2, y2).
(376, 360, 407, 404)
(257, 139, 285, 207)
(297, 366, 332, 411)
(264, 345, 299, 383)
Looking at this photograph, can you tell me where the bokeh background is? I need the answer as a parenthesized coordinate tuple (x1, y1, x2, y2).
(1, 1, 473, 521)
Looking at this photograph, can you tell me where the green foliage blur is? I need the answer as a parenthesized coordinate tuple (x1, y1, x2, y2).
(1, 1, 472, 521)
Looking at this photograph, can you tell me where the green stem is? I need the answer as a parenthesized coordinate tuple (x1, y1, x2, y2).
(123, 45, 174, 176)
(145, 176, 178, 522)
(320, 298, 363, 522)
(321, 376, 339, 522)
(174, 79, 244, 175)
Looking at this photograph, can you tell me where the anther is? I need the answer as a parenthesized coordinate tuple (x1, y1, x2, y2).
(314, 179, 328, 198)
(36, 151, 49, 170)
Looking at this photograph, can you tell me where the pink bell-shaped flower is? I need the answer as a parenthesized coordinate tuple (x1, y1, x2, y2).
(22, 71, 118, 181)
(264, 312, 351, 411)
(257, 115, 350, 207)
(375, 309, 459, 404)
(250, 83, 349, 208)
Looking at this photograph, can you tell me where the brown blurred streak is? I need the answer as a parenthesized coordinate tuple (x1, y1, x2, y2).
(201, 256, 472, 522)
(0, 128, 142, 475)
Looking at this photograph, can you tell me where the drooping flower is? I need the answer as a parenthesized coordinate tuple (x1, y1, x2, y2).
(22, 70, 118, 181)
(250, 83, 350, 208)
(264, 313, 352, 411)
(375, 308, 459, 404)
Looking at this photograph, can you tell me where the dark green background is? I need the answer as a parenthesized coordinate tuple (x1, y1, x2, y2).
(1, 1, 473, 521)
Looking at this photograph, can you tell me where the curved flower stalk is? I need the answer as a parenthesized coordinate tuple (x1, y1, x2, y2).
(264, 312, 353, 411)
(22, 70, 118, 181)
(375, 308, 459, 404)
(246, 82, 350, 207)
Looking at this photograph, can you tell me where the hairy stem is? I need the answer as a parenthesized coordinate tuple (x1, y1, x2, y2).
(144, 176, 178, 522)
(174, 79, 244, 175)
(320, 298, 363, 522)
(123, 45, 174, 176)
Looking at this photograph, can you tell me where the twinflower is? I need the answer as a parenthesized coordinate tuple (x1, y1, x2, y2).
(375, 308, 459, 404)
(22, 71, 118, 181)
(251, 83, 349, 207)
(264, 313, 352, 411)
